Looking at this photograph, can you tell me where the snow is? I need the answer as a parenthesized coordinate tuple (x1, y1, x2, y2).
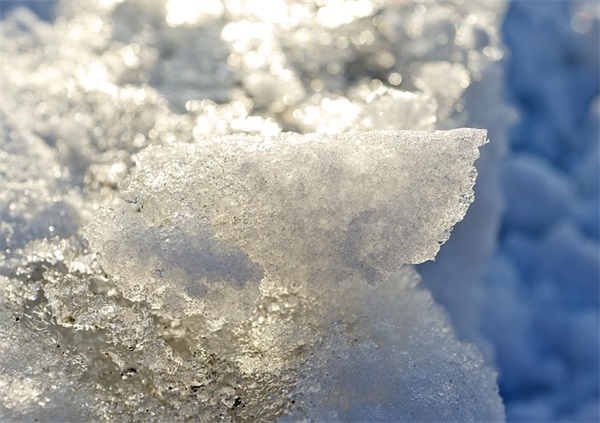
(0, 109, 81, 253)
(479, 2, 599, 421)
(0, 0, 598, 421)
(502, 154, 574, 233)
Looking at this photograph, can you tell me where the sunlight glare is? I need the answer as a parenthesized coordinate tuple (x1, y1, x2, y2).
(166, 0, 224, 27)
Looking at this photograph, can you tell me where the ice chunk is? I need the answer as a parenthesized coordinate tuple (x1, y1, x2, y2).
(87, 129, 486, 319)
(79, 129, 504, 422)
(0, 316, 96, 421)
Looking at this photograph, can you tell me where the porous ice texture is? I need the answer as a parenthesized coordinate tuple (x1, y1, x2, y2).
(87, 129, 486, 321)
(0, 267, 99, 423)
(294, 269, 503, 422)
(84, 129, 502, 422)
(0, 128, 504, 422)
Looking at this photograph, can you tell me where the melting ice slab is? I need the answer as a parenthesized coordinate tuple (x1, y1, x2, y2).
(83, 128, 504, 422)
(88, 129, 486, 319)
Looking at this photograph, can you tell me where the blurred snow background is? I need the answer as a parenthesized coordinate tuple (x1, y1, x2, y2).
(425, 1, 599, 421)
(487, 2, 598, 421)
(0, 0, 598, 421)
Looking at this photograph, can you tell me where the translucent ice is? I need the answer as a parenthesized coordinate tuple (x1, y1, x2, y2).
(87, 129, 486, 320)
(81, 129, 502, 421)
